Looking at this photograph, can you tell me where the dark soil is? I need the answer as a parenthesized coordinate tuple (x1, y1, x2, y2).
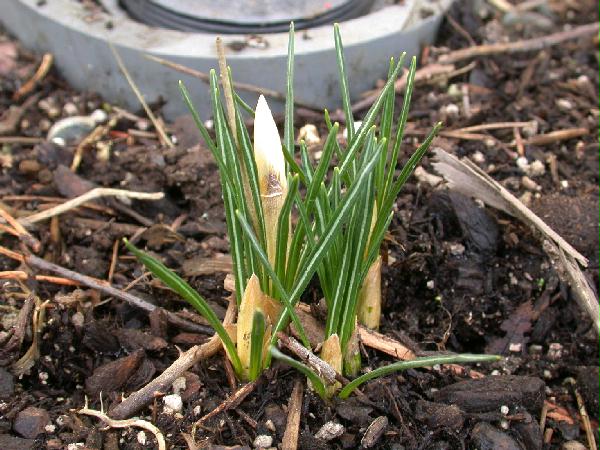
(1, 1, 598, 449)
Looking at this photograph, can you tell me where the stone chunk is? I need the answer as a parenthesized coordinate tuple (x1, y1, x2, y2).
(433, 375, 545, 413)
(13, 407, 50, 439)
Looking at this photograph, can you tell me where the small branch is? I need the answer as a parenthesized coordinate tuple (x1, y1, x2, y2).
(277, 332, 342, 386)
(438, 22, 599, 64)
(565, 378, 597, 450)
(346, 63, 457, 116)
(24, 254, 212, 335)
(281, 380, 304, 450)
(524, 127, 589, 146)
(453, 121, 533, 133)
(109, 43, 174, 148)
(71, 117, 117, 172)
(0, 136, 44, 145)
(544, 241, 600, 334)
(109, 296, 236, 419)
(79, 399, 166, 450)
(357, 326, 416, 360)
(0, 270, 82, 286)
(0, 204, 41, 252)
(194, 380, 257, 427)
(13, 53, 53, 101)
(17, 188, 163, 226)
(145, 54, 316, 110)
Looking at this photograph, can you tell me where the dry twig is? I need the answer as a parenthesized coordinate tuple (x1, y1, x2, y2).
(109, 296, 237, 419)
(194, 380, 257, 427)
(282, 380, 304, 450)
(109, 44, 174, 148)
(277, 332, 342, 386)
(16, 187, 163, 226)
(24, 254, 212, 335)
(13, 53, 53, 101)
(565, 378, 596, 450)
(524, 127, 588, 146)
(79, 397, 166, 450)
(438, 22, 599, 64)
(145, 54, 315, 110)
(0, 204, 41, 252)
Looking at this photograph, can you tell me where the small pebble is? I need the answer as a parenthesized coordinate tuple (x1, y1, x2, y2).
(500, 405, 509, 415)
(298, 123, 320, 146)
(315, 421, 344, 441)
(90, 109, 108, 123)
(137, 431, 147, 445)
(440, 103, 460, 119)
(509, 343, 522, 353)
(253, 434, 273, 448)
(163, 394, 183, 414)
(136, 119, 150, 131)
(556, 98, 573, 111)
(448, 242, 465, 256)
(18, 159, 41, 174)
(472, 151, 485, 164)
(547, 343, 563, 361)
(63, 102, 79, 116)
(13, 406, 50, 438)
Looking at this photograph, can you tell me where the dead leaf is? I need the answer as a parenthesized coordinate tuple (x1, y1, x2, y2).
(182, 254, 233, 277)
(486, 301, 534, 354)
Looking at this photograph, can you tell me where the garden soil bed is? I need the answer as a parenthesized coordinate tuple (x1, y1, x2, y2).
(0, 1, 598, 449)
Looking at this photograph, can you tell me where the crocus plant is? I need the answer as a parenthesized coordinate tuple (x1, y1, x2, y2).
(126, 23, 499, 396)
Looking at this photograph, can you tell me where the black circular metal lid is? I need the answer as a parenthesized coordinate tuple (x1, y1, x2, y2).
(120, 0, 372, 33)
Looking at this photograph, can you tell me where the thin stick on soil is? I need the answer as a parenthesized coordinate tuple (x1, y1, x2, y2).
(145, 54, 316, 110)
(357, 326, 416, 360)
(78, 399, 166, 450)
(24, 254, 212, 335)
(193, 380, 258, 428)
(0, 270, 82, 286)
(0, 205, 41, 252)
(13, 53, 53, 101)
(565, 378, 594, 450)
(277, 332, 344, 386)
(524, 127, 589, 146)
(452, 121, 533, 133)
(109, 296, 237, 419)
(0, 136, 45, 145)
(109, 44, 174, 148)
(438, 21, 599, 64)
(0, 245, 25, 262)
(107, 239, 120, 284)
(282, 379, 304, 450)
(17, 188, 163, 226)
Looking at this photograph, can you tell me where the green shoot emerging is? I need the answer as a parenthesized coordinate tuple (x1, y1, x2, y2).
(126, 22, 498, 392)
